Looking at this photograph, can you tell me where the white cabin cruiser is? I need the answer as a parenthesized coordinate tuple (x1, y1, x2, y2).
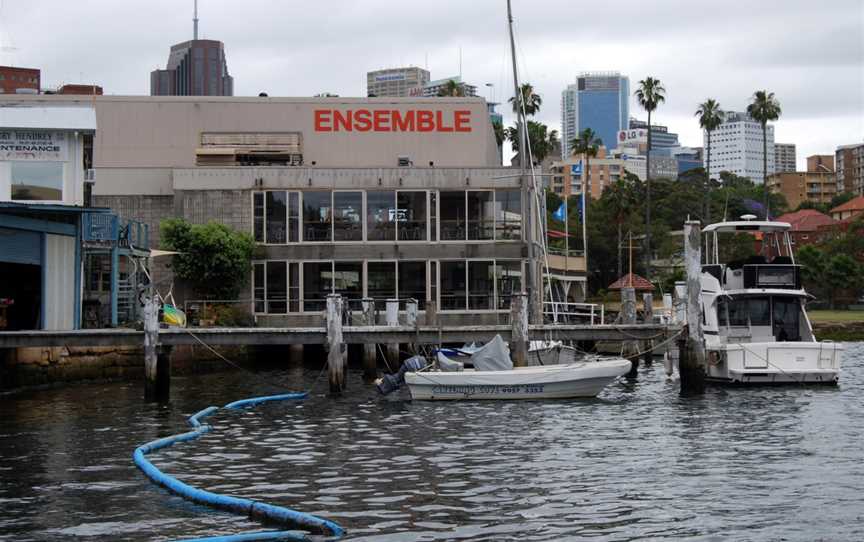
(698, 217, 843, 384)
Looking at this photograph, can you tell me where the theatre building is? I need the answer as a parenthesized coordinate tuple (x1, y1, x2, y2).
(2, 95, 586, 326)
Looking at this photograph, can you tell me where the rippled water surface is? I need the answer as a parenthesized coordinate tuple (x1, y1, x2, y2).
(1, 343, 863, 541)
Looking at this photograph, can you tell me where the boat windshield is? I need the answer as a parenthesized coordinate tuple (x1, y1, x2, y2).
(717, 295, 805, 342)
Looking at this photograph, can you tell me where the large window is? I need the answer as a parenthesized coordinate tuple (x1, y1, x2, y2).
(253, 263, 265, 313)
(396, 191, 427, 241)
(303, 262, 332, 312)
(719, 297, 771, 327)
(303, 191, 332, 242)
(265, 261, 288, 314)
(253, 193, 265, 242)
(496, 190, 522, 240)
(468, 261, 494, 309)
(440, 260, 467, 310)
(399, 261, 427, 309)
(367, 191, 396, 241)
(265, 191, 287, 243)
(368, 261, 396, 300)
(11, 162, 63, 201)
(334, 262, 363, 302)
(496, 261, 522, 309)
(440, 191, 466, 240)
(467, 191, 494, 240)
(333, 192, 363, 241)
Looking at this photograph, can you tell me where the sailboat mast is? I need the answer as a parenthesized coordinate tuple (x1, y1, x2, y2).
(507, 0, 536, 314)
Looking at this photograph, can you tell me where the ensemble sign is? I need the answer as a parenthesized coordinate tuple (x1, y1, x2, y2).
(314, 109, 472, 133)
(0, 130, 68, 161)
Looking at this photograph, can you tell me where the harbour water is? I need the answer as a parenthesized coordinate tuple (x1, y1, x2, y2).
(1, 343, 862, 541)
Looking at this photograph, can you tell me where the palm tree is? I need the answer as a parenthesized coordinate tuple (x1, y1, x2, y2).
(635, 77, 665, 278)
(570, 127, 603, 200)
(508, 82, 542, 116)
(505, 120, 557, 165)
(695, 99, 724, 222)
(747, 90, 782, 219)
(437, 79, 464, 97)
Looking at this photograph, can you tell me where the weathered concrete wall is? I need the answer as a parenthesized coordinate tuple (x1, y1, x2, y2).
(174, 189, 252, 233)
(0, 345, 250, 390)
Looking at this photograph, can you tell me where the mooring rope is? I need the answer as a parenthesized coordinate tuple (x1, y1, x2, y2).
(133, 393, 345, 541)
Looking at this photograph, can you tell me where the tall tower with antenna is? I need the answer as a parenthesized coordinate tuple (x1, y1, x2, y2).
(150, 0, 234, 96)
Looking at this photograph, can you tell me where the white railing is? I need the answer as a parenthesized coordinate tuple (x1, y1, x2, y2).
(543, 301, 604, 326)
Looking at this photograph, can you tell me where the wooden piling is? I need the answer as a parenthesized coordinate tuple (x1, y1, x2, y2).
(642, 293, 654, 365)
(425, 299, 440, 349)
(361, 297, 376, 382)
(680, 220, 706, 394)
(621, 287, 638, 375)
(142, 296, 170, 401)
(326, 294, 346, 393)
(511, 293, 529, 367)
(385, 298, 399, 368)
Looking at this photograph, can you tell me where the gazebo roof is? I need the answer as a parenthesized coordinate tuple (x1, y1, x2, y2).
(608, 273, 654, 291)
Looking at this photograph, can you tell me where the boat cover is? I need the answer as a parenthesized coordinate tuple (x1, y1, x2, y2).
(471, 335, 513, 371)
(436, 352, 464, 371)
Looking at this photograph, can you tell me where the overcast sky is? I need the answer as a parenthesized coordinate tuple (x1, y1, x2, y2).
(1, 0, 862, 168)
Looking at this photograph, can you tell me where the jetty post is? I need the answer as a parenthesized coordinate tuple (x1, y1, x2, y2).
(425, 299, 440, 349)
(642, 293, 654, 365)
(680, 220, 706, 394)
(385, 298, 400, 367)
(511, 292, 529, 367)
(360, 297, 377, 381)
(326, 294, 346, 393)
(621, 286, 638, 375)
(143, 296, 169, 401)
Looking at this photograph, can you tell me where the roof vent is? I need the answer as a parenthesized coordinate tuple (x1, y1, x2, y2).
(740, 214, 757, 221)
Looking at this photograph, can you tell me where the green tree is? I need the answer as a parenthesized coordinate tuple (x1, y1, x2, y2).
(437, 79, 464, 97)
(509, 82, 542, 116)
(160, 219, 256, 300)
(635, 76, 666, 278)
(695, 99, 724, 222)
(829, 191, 856, 210)
(492, 119, 505, 147)
(570, 127, 603, 200)
(603, 176, 640, 276)
(505, 120, 558, 165)
(825, 254, 863, 309)
(746, 90, 782, 218)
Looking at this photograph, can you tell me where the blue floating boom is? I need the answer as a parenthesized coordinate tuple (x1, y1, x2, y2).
(132, 392, 344, 541)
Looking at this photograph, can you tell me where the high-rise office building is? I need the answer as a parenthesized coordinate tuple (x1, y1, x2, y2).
(774, 143, 796, 173)
(836, 143, 864, 195)
(626, 118, 680, 150)
(560, 72, 629, 158)
(150, 3, 233, 96)
(419, 76, 477, 98)
(366, 67, 430, 97)
(704, 111, 775, 183)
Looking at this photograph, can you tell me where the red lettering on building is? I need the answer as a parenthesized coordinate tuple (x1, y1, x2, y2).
(354, 109, 372, 132)
(313, 109, 473, 133)
(333, 110, 352, 131)
(454, 110, 471, 132)
(314, 110, 332, 132)
(417, 110, 435, 132)
(392, 110, 415, 131)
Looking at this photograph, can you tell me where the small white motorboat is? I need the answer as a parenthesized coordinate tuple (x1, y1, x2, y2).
(400, 336, 631, 401)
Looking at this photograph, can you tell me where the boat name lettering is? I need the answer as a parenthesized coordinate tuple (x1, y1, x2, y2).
(431, 384, 546, 396)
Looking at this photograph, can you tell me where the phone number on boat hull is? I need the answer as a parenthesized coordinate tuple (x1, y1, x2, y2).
(430, 384, 545, 397)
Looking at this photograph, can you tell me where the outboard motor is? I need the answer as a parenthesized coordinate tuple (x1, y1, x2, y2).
(376, 355, 427, 395)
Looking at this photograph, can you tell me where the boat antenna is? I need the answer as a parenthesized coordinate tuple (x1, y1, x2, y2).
(507, 0, 537, 315)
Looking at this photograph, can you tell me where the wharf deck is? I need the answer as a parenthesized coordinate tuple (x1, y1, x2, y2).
(0, 324, 674, 348)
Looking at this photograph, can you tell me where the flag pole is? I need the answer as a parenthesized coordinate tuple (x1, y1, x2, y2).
(565, 196, 569, 272)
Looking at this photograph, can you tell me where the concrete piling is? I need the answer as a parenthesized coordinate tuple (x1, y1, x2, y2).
(620, 287, 638, 375)
(143, 296, 166, 401)
(405, 299, 418, 355)
(680, 220, 706, 395)
(642, 293, 654, 366)
(511, 293, 529, 367)
(326, 294, 346, 393)
(361, 297, 377, 382)
(385, 298, 399, 367)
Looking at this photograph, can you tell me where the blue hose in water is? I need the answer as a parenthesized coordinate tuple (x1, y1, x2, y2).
(132, 392, 345, 541)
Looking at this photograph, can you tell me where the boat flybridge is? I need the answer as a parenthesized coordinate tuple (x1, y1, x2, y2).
(699, 216, 843, 384)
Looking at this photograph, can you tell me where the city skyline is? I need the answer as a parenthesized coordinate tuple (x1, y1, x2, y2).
(0, 0, 861, 169)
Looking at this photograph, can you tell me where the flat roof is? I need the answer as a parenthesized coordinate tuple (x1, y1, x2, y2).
(702, 221, 791, 233)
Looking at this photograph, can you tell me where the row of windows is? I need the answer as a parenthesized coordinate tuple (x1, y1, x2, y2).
(253, 189, 523, 244)
(253, 259, 523, 314)
(0, 74, 38, 83)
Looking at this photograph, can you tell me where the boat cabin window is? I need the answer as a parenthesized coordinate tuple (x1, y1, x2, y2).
(717, 296, 803, 341)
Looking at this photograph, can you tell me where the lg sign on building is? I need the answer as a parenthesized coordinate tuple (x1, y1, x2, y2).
(314, 109, 472, 133)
